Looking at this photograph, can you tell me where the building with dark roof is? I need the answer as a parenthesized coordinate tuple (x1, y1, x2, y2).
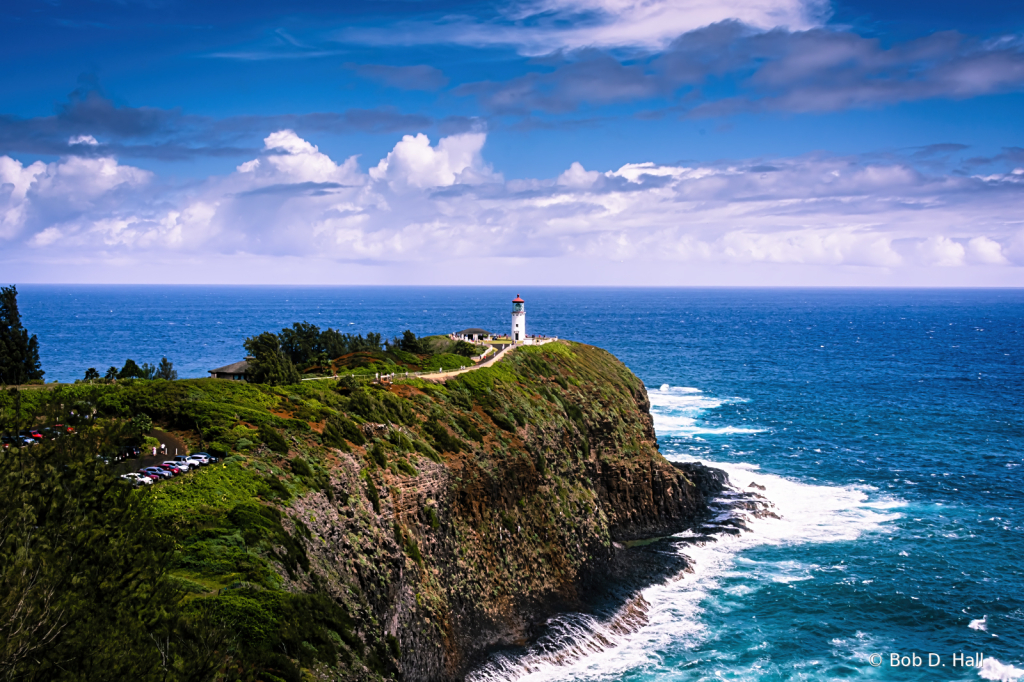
(209, 360, 250, 381)
(454, 328, 490, 341)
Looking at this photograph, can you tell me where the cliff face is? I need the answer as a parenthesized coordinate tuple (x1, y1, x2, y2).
(47, 341, 721, 680)
(279, 342, 717, 680)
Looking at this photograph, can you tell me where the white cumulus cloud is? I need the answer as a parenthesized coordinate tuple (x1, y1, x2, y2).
(916, 235, 966, 266)
(370, 132, 499, 189)
(258, 129, 364, 185)
(557, 162, 602, 189)
(68, 134, 99, 146)
(966, 235, 1010, 264)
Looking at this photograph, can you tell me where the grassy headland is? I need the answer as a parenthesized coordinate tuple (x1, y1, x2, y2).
(1, 340, 712, 682)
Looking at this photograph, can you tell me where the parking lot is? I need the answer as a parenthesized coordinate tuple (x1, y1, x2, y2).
(2, 428, 215, 486)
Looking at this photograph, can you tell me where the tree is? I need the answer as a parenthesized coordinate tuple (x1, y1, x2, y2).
(278, 321, 322, 368)
(83, 368, 100, 382)
(154, 357, 177, 381)
(243, 333, 300, 386)
(118, 359, 143, 380)
(398, 330, 424, 354)
(0, 285, 44, 386)
(104, 367, 118, 381)
(131, 413, 153, 440)
(316, 351, 331, 374)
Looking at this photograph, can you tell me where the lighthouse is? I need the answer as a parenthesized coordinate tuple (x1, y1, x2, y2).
(511, 294, 526, 342)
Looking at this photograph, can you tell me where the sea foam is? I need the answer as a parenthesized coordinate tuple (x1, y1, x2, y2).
(647, 384, 765, 437)
(980, 658, 1024, 681)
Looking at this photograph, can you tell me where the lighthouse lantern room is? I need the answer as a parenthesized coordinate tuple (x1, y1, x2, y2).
(511, 295, 526, 342)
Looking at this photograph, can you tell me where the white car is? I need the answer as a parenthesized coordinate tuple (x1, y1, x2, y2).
(186, 454, 210, 466)
(121, 473, 152, 486)
(163, 460, 191, 473)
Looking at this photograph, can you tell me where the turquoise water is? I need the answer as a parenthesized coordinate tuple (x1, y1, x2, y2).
(16, 286, 1024, 681)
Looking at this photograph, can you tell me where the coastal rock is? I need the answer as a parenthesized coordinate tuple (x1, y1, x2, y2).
(293, 343, 726, 680)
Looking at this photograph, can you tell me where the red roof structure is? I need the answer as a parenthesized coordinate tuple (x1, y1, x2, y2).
(512, 294, 524, 302)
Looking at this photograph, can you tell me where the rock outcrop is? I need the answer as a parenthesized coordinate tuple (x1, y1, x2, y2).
(277, 342, 725, 680)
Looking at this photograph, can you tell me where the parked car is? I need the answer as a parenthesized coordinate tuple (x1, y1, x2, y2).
(158, 463, 182, 475)
(19, 429, 43, 441)
(142, 466, 172, 480)
(192, 451, 218, 463)
(186, 454, 210, 466)
(164, 460, 191, 473)
(174, 455, 200, 468)
(136, 469, 160, 481)
(1, 434, 35, 449)
(121, 473, 152, 486)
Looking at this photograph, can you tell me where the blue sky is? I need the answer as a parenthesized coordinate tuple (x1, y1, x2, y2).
(1, 0, 1023, 285)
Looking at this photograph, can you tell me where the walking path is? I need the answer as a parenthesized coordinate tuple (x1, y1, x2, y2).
(418, 338, 557, 381)
(299, 337, 557, 382)
(300, 338, 557, 384)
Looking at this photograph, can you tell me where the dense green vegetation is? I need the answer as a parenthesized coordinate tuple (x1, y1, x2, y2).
(1, 339, 691, 681)
(243, 323, 485, 383)
(0, 398, 224, 681)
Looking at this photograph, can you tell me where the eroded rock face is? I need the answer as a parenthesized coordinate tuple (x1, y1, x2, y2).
(277, 342, 724, 681)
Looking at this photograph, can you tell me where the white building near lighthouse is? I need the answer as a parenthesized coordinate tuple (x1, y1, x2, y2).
(511, 294, 525, 342)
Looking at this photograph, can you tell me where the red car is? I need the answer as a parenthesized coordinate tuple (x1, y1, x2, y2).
(158, 463, 182, 475)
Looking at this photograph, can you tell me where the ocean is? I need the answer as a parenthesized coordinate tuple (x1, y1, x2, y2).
(16, 285, 1024, 681)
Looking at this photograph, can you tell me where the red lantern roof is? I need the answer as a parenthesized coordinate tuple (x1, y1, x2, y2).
(512, 295, 524, 303)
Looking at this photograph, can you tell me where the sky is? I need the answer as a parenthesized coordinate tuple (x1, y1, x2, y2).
(1, 0, 1023, 286)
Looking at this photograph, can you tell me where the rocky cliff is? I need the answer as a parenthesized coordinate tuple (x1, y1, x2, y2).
(57, 341, 725, 680)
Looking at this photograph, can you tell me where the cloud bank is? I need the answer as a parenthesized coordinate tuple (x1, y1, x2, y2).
(2, 130, 1022, 284)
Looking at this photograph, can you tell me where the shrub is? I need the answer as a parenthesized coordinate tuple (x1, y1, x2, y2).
(290, 457, 314, 478)
(263, 475, 291, 501)
(413, 439, 441, 463)
(486, 409, 516, 432)
(425, 505, 440, 530)
(362, 472, 380, 513)
(207, 441, 230, 458)
(455, 414, 483, 442)
(259, 424, 290, 454)
(423, 419, 463, 453)
(387, 634, 401, 659)
(387, 430, 415, 452)
(368, 441, 388, 468)
(324, 415, 365, 447)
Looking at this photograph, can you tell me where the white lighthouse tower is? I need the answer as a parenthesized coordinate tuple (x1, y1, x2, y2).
(511, 294, 526, 343)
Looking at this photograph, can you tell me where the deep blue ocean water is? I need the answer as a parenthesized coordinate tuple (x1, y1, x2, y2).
(15, 285, 1024, 681)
